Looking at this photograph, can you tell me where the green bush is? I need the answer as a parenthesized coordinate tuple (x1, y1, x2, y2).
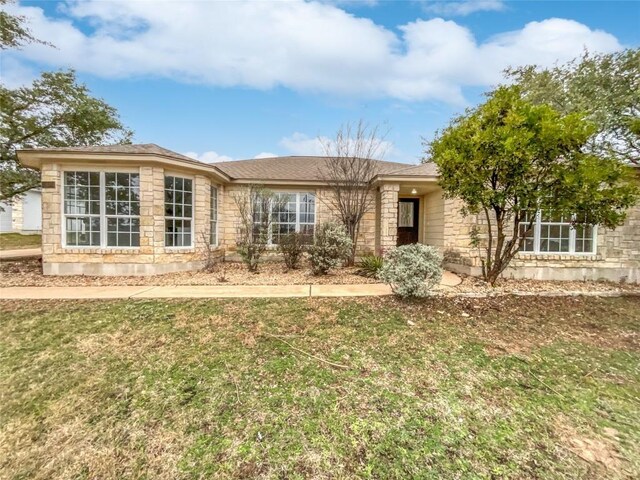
(356, 254, 384, 278)
(379, 244, 443, 298)
(277, 232, 309, 270)
(308, 222, 353, 275)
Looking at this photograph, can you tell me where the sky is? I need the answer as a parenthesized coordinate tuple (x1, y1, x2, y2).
(3, 0, 639, 165)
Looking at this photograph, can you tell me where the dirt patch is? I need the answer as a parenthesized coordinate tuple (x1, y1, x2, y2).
(555, 417, 623, 474)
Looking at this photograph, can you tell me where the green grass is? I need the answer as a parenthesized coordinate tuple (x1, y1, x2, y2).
(1, 295, 639, 479)
(0, 233, 41, 250)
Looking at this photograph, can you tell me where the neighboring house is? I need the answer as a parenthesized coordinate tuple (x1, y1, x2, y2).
(17, 144, 640, 282)
(0, 189, 42, 234)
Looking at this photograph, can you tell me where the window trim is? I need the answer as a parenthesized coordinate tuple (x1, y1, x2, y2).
(61, 169, 141, 250)
(163, 174, 195, 249)
(519, 211, 598, 255)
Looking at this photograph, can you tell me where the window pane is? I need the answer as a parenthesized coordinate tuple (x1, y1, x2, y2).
(65, 216, 100, 246)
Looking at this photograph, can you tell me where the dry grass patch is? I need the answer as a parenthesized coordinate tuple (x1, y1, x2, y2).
(1, 296, 639, 479)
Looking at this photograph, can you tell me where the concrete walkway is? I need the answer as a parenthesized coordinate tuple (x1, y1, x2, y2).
(0, 284, 395, 300)
(0, 248, 42, 260)
(0, 271, 462, 300)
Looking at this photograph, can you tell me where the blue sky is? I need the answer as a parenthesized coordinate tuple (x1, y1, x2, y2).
(4, 0, 639, 164)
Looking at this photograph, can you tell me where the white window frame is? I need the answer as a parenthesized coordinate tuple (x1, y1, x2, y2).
(255, 191, 316, 245)
(61, 169, 140, 249)
(210, 185, 218, 246)
(164, 174, 195, 249)
(519, 211, 598, 255)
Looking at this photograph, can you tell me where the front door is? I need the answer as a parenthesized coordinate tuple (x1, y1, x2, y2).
(397, 199, 419, 245)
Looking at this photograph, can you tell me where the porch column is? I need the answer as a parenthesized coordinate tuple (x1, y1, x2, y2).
(379, 183, 400, 254)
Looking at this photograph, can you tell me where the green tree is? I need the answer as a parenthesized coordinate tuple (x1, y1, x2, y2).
(427, 86, 638, 285)
(1, 71, 133, 201)
(506, 49, 640, 164)
(0, 0, 49, 49)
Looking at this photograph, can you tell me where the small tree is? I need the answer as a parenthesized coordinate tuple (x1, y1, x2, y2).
(428, 85, 639, 285)
(232, 185, 284, 272)
(320, 120, 388, 265)
(506, 49, 640, 165)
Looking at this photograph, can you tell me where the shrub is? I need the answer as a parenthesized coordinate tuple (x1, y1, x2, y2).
(308, 222, 353, 275)
(277, 232, 308, 270)
(379, 244, 443, 298)
(356, 254, 384, 278)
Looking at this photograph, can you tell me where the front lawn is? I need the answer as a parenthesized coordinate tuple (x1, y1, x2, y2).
(1, 296, 638, 479)
(0, 233, 41, 250)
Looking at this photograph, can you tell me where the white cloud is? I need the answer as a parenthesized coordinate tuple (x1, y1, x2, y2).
(4, 1, 623, 103)
(184, 151, 233, 163)
(254, 152, 278, 159)
(279, 133, 328, 156)
(279, 131, 397, 160)
(422, 1, 505, 16)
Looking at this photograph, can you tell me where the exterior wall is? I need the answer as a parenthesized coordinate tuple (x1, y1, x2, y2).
(21, 190, 42, 232)
(219, 184, 377, 259)
(41, 162, 223, 275)
(378, 183, 399, 254)
(0, 202, 12, 232)
(441, 198, 640, 283)
(423, 190, 444, 248)
(0, 190, 42, 234)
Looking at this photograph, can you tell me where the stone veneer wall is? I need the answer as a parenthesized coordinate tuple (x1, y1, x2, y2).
(441, 196, 640, 283)
(41, 162, 223, 275)
(219, 184, 378, 257)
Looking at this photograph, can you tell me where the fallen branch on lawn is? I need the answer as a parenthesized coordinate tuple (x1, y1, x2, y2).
(263, 333, 350, 370)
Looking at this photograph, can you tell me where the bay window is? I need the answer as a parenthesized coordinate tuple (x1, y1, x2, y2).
(164, 175, 193, 247)
(63, 171, 140, 247)
(518, 211, 596, 254)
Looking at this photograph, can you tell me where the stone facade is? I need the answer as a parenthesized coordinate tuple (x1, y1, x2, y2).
(378, 183, 399, 254)
(41, 162, 223, 275)
(439, 195, 640, 283)
(34, 156, 640, 282)
(219, 184, 378, 259)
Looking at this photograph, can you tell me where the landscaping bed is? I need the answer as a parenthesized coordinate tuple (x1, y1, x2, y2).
(1, 295, 639, 478)
(1, 257, 638, 296)
(0, 257, 378, 287)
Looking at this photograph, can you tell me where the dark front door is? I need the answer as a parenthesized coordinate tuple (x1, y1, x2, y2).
(397, 199, 419, 246)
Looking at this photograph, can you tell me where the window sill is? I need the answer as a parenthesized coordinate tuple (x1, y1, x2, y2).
(516, 252, 601, 261)
(163, 247, 196, 254)
(61, 247, 141, 254)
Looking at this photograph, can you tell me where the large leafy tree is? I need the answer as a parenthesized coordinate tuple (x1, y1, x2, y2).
(506, 49, 640, 164)
(0, 0, 49, 49)
(1, 71, 133, 201)
(427, 86, 638, 285)
(0, 1, 132, 202)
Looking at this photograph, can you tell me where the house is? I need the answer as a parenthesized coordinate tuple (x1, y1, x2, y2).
(17, 144, 640, 282)
(0, 189, 42, 234)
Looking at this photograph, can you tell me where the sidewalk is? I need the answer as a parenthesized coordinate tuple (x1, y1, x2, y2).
(0, 283, 395, 299)
(0, 248, 42, 260)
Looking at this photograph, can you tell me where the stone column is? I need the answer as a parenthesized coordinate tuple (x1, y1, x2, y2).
(379, 183, 399, 254)
(40, 163, 61, 257)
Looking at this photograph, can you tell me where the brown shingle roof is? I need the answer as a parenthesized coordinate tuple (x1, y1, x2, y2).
(381, 162, 439, 177)
(19, 144, 438, 181)
(29, 143, 197, 163)
(214, 156, 416, 181)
